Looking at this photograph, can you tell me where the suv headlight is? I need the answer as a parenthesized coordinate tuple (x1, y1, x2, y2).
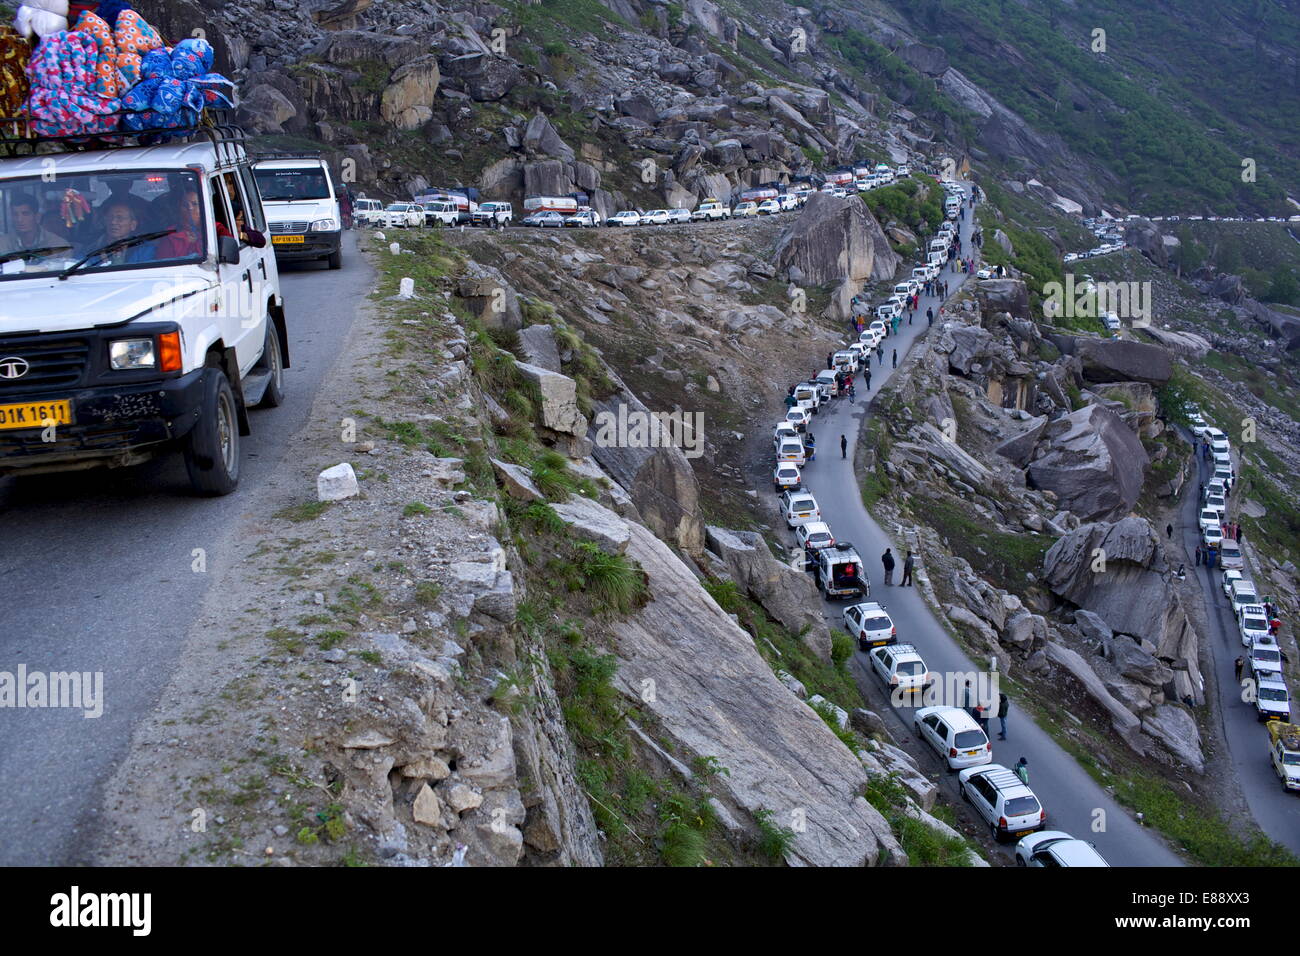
(109, 338, 156, 370)
(311, 218, 340, 232)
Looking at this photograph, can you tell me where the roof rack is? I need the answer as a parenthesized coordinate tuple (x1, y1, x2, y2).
(250, 150, 324, 161)
(0, 113, 248, 168)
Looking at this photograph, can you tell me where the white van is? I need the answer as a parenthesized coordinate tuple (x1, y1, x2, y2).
(914, 706, 993, 771)
(353, 198, 383, 225)
(0, 125, 288, 494)
(252, 154, 343, 269)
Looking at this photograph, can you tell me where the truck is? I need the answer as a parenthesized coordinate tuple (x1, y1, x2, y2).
(691, 199, 731, 220)
(0, 122, 289, 495)
(471, 201, 513, 226)
(252, 153, 344, 269)
(522, 195, 578, 215)
(1267, 721, 1300, 793)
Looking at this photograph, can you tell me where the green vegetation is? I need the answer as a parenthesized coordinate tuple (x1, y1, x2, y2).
(918, 495, 1052, 595)
(273, 500, 333, 523)
(862, 176, 944, 236)
(865, 773, 975, 866)
(915, 0, 1298, 213)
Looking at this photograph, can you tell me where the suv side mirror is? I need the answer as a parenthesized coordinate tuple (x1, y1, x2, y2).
(218, 235, 241, 264)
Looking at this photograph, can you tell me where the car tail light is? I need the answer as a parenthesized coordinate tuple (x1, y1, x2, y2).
(986, 741, 992, 751)
(158, 331, 182, 372)
(998, 817, 1007, 830)
(1040, 810, 1047, 821)
(890, 626, 896, 636)
(949, 747, 957, 758)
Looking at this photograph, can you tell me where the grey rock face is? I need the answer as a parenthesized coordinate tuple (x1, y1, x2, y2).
(1074, 338, 1173, 385)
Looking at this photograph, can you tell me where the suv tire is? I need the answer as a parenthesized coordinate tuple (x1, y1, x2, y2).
(327, 248, 342, 270)
(184, 367, 240, 496)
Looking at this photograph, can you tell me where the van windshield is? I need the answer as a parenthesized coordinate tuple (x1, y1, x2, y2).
(254, 167, 331, 201)
(0, 169, 203, 280)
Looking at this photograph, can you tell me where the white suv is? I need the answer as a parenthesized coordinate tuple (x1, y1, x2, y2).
(380, 202, 424, 229)
(0, 126, 288, 495)
(959, 764, 1047, 841)
(691, 200, 730, 220)
(1239, 604, 1271, 647)
(914, 706, 992, 771)
(253, 154, 344, 268)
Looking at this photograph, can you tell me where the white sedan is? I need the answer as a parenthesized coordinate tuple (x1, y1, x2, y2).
(606, 211, 643, 227)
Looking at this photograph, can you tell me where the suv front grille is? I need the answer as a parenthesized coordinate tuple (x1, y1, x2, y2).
(0, 336, 90, 390)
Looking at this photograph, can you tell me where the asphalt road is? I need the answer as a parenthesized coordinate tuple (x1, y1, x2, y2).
(792, 187, 1183, 866)
(1178, 437, 1300, 852)
(0, 232, 371, 865)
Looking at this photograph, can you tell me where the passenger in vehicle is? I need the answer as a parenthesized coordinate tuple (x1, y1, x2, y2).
(0, 192, 70, 255)
(154, 186, 210, 259)
(82, 199, 156, 265)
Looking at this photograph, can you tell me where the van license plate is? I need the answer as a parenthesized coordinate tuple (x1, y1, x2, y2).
(0, 399, 71, 430)
(272, 235, 304, 244)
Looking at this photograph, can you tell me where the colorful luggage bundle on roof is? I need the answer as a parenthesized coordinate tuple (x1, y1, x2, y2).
(5, 1, 236, 139)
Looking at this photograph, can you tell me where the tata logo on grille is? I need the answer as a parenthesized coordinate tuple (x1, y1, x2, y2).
(0, 356, 30, 380)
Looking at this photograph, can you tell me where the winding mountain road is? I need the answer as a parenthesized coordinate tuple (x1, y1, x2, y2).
(793, 185, 1184, 865)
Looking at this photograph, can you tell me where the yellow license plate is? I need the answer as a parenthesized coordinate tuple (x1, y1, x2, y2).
(0, 399, 71, 430)
(272, 234, 305, 244)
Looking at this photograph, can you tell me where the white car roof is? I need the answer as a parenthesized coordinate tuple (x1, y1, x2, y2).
(915, 705, 980, 731)
(801, 521, 831, 535)
(2, 140, 231, 177)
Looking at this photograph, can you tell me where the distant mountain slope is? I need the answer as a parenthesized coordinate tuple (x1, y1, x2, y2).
(889, 0, 1299, 214)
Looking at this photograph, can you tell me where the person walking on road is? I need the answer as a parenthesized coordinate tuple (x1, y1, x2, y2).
(1195, 543, 1203, 566)
(848, 383, 856, 403)
(901, 550, 914, 586)
(840, 434, 848, 459)
(826, 352, 833, 371)
(864, 367, 872, 390)
(881, 547, 895, 585)
(997, 692, 1009, 740)
(892, 349, 898, 369)
(1014, 757, 1029, 785)
(1234, 656, 1244, 683)
(1166, 522, 1173, 539)
(962, 679, 975, 715)
(926, 306, 934, 326)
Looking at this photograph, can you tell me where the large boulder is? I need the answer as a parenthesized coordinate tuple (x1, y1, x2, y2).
(610, 520, 902, 866)
(237, 84, 297, 134)
(381, 56, 440, 130)
(774, 192, 899, 286)
(994, 415, 1048, 468)
(514, 363, 588, 437)
(1135, 326, 1210, 359)
(522, 113, 575, 161)
(1026, 403, 1149, 522)
(898, 43, 949, 76)
(1123, 218, 1168, 268)
(1139, 705, 1205, 773)
(705, 526, 833, 662)
(523, 160, 576, 198)
(975, 279, 1031, 320)
(457, 264, 522, 332)
(1042, 517, 1202, 702)
(1074, 338, 1172, 385)
(440, 52, 520, 101)
(588, 380, 704, 554)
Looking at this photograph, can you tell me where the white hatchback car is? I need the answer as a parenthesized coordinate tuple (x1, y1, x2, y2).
(795, 521, 835, 553)
(666, 208, 691, 224)
(959, 764, 1047, 842)
(757, 199, 782, 215)
(733, 201, 759, 217)
(642, 209, 670, 225)
(773, 462, 801, 493)
(1015, 831, 1109, 867)
(844, 601, 896, 650)
(781, 490, 821, 529)
(914, 706, 992, 771)
(785, 406, 811, 432)
(868, 643, 931, 697)
(606, 210, 643, 227)
(383, 202, 424, 228)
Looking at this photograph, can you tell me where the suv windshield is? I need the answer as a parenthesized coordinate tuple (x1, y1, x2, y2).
(1253, 649, 1281, 663)
(1259, 687, 1288, 701)
(254, 167, 331, 201)
(0, 169, 202, 280)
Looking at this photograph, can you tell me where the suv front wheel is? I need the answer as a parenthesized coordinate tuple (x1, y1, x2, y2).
(184, 367, 240, 496)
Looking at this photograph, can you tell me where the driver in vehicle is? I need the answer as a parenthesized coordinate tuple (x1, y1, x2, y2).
(0, 193, 70, 257)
